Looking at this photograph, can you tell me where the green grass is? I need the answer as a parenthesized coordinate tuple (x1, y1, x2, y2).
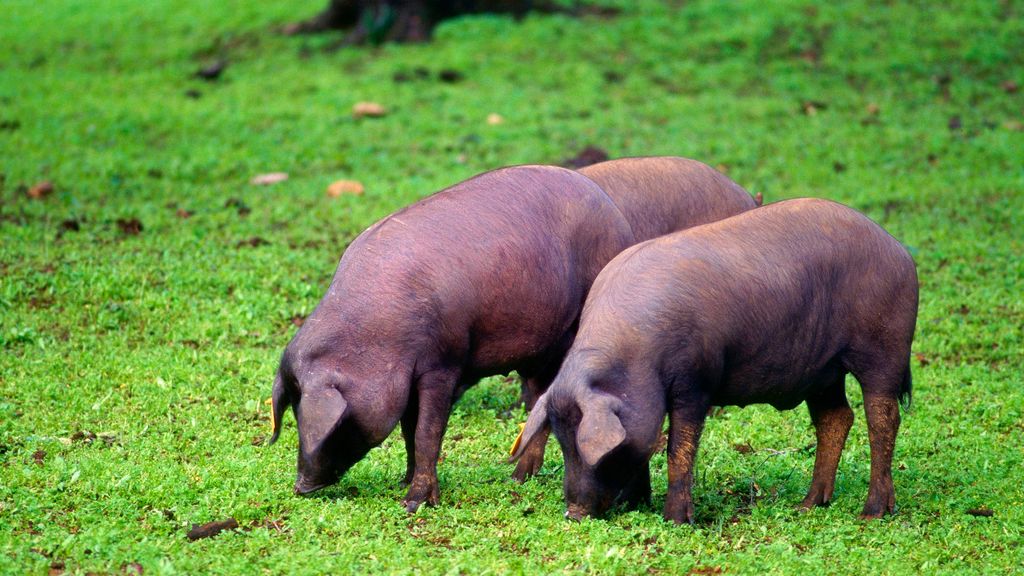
(2, 0, 1023, 573)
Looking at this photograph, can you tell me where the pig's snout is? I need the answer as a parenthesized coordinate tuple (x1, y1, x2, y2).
(293, 472, 337, 495)
(565, 503, 590, 522)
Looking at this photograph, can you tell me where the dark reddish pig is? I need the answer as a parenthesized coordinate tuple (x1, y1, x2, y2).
(268, 165, 634, 512)
(578, 156, 760, 243)
(514, 198, 918, 523)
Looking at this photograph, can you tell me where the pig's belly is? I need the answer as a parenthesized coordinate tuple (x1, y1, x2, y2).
(710, 361, 843, 411)
(468, 324, 569, 375)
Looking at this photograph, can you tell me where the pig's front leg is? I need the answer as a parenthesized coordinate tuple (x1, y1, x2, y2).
(402, 368, 459, 513)
(664, 401, 707, 525)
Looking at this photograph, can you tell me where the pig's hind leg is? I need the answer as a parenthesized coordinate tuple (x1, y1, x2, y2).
(850, 363, 907, 519)
(799, 372, 854, 510)
(399, 391, 418, 486)
(402, 367, 460, 513)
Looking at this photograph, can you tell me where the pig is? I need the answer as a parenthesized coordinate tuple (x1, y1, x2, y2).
(578, 156, 760, 242)
(513, 198, 919, 523)
(510, 156, 760, 481)
(267, 165, 635, 512)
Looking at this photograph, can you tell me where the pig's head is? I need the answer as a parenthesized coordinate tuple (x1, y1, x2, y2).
(268, 355, 408, 495)
(515, 381, 660, 520)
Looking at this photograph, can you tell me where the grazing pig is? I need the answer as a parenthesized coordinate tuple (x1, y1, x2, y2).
(268, 165, 635, 512)
(514, 198, 918, 523)
(510, 156, 759, 481)
(578, 156, 760, 243)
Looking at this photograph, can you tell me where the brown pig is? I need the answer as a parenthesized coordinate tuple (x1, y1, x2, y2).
(268, 165, 635, 512)
(578, 156, 760, 242)
(514, 198, 918, 523)
(510, 156, 760, 481)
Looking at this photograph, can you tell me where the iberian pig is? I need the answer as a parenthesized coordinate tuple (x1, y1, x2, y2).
(578, 156, 759, 242)
(510, 156, 760, 481)
(514, 198, 918, 523)
(268, 165, 635, 512)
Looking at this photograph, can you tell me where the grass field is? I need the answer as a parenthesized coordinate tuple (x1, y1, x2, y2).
(2, 0, 1023, 573)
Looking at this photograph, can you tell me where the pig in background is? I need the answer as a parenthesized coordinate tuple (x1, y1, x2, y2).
(514, 198, 918, 524)
(268, 165, 635, 512)
(578, 156, 760, 243)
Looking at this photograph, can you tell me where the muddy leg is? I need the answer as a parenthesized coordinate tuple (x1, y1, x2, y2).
(402, 369, 458, 513)
(860, 393, 900, 519)
(664, 402, 707, 524)
(799, 377, 854, 510)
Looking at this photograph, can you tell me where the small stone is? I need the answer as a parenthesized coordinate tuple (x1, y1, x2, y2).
(250, 172, 289, 186)
(195, 60, 228, 81)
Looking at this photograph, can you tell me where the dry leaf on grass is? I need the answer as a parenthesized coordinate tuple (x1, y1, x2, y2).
(27, 181, 54, 199)
(186, 518, 239, 541)
(327, 180, 365, 197)
(353, 102, 387, 118)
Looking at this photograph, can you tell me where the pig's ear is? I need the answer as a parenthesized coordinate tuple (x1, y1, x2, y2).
(267, 373, 289, 446)
(510, 393, 549, 461)
(577, 395, 626, 467)
(297, 387, 348, 456)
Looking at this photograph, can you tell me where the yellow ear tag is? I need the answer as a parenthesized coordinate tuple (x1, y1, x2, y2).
(268, 398, 276, 432)
(509, 422, 527, 456)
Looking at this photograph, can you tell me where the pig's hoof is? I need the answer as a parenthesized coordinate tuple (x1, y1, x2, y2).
(564, 504, 588, 522)
(663, 502, 695, 525)
(859, 493, 895, 519)
(402, 481, 440, 513)
(858, 505, 894, 520)
(798, 492, 831, 511)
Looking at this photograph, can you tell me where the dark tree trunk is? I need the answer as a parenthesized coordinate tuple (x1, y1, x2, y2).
(282, 0, 565, 44)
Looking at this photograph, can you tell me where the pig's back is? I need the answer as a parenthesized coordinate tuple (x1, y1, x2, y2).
(332, 165, 635, 373)
(579, 157, 756, 242)
(605, 197, 915, 300)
